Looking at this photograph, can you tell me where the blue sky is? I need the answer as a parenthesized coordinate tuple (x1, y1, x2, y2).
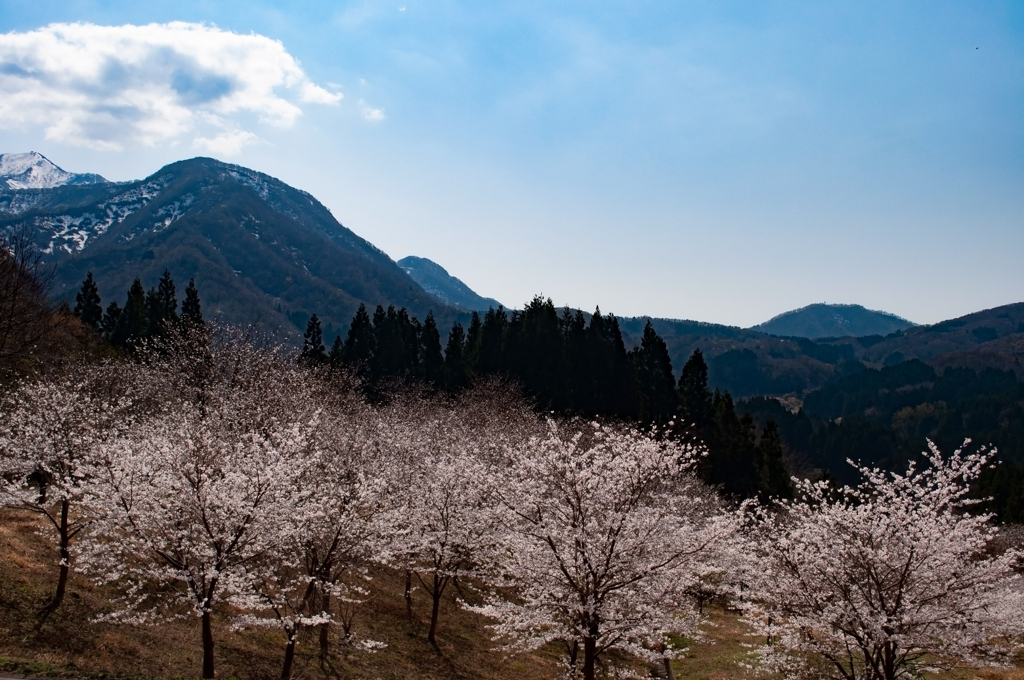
(1, 1, 1021, 326)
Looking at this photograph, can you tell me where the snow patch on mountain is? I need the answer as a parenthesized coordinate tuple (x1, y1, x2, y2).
(153, 194, 197, 231)
(0, 152, 107, 190)
(226, 168, 270, 200)
(30, 176, 171, 253)
(0, 191, 50, 215)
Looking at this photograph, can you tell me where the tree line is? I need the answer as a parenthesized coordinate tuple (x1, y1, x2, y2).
(305, 296, 792, 501)
(58, 270, 1024, 512)
(0, 325, 1020, 680)
(71, 270, 204, 350)
(739, 358, 1024, 521)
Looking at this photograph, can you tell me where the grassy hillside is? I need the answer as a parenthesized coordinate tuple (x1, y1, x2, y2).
(2, 508, 1021, 680)
(0, 508, 560, 680)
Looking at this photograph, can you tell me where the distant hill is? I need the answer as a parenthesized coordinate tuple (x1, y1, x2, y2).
(0, 151, 107, 190)
(614, 316, 860, 398)
(751, 303, 915, 339)
(819, 302, 1024, 374)
(2, 153, 1018, 390)
(0, 156, 463, 341)
(398, 256, 502, 312)
(618, 301, 1023, 398)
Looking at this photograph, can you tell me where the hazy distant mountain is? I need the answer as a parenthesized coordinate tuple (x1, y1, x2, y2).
(2, 152, 1018, 390)
(751, 303, 915, 339)
(0, 156, 462, 340)
(819, 302, 1024, 372)
(398, 255, 502, 312)
(620, 301, 1024, 398)
(0, 151, 107, 190)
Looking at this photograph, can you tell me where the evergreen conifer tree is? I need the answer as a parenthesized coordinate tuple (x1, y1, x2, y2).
(561, 308, 589, 412)
(111, 279, 148, 350)
(147, 270, 178, 337)
(328, 334, 344, 368)
(341, 304, 375, 371)
(506, 297, 563, 408)
(73, 272, 102, 329)
(758, 420, 793, 500)
(419, 312, 444, 387)
(678, 349, 713, 439)
(477, 306, 508, 375)
(705, 392, 764, 498)
(584, 309, 636, 416)
(146, 287, 163, 338)
(371, 305, 407, 379)
(464, 311, 482, 372)
(101, 301, 121, 340)
(443, 322, 469, 392)
(630, 321, 677, 423)
(402, 311, 422, 375)
(181, 279, 203, 326)
(301, 314, 326, 364)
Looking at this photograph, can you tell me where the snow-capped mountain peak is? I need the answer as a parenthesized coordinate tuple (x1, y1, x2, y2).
(0, 151, 107, 190)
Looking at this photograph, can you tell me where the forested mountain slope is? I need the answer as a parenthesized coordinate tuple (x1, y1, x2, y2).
(398, 255, 502, 311)
(751, 302, 915, 339)
(0, 157, 463, 339)
(819, 302, 1024, 372)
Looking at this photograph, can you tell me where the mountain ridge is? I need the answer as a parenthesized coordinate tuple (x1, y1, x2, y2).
(1, 153, 1019, 391)
(0, 156, 465, 340)
(0, 151, 107, 190)
(398, 255, 503, 312)
(750, 302, 915, 339)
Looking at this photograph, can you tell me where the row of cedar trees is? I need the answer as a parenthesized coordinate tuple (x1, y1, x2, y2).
(303, 295, 793, 501)
(71, 274, 791, 501)
(72, 271, 204, 349)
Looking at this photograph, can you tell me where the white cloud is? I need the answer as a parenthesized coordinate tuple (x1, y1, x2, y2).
(361, 103, 385, 121)
(0, 22, 342, 151)
(192, 129, 260, 156)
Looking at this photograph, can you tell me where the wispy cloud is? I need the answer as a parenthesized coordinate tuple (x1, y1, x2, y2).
(0, 22, 342, 153)
(361, 102, 385, 121)
(192, 129, 260, 155)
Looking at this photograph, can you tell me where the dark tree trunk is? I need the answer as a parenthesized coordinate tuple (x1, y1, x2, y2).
(883, 641, 897, 680)
(319, 590, 331, 662)
(404, 569, 414, 620)
(54, 499, 70, 605)
(583, 623, 599, 680)
(202, 608, 215, 679)
(280, 629, 297, 680)
(38, 500, 71, 624)
(427, 572, 444, 645)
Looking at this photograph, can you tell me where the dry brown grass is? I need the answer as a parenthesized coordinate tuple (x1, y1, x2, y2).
(668, 609, 1024, 680)
(0, 508, 560, 680)
(1, 508, 1021, 680)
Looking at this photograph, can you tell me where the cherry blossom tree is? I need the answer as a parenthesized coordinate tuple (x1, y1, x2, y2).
(0, 362, 144, 620)
(229, 373, 393, 679)
(382, 396, 505, 646)
(82, 403, 305, 679)
(472, 420, 740, 680)
(80, 329, 316, 680)
(743, 441, 1024, 680)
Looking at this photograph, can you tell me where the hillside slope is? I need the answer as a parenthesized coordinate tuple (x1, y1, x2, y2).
(0, 157, 463, 340)
(398, 255, 502, 311)
(820, 302, 1024, 373)
(617, 316, 861, 398)
(751, 303, 915, 339)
